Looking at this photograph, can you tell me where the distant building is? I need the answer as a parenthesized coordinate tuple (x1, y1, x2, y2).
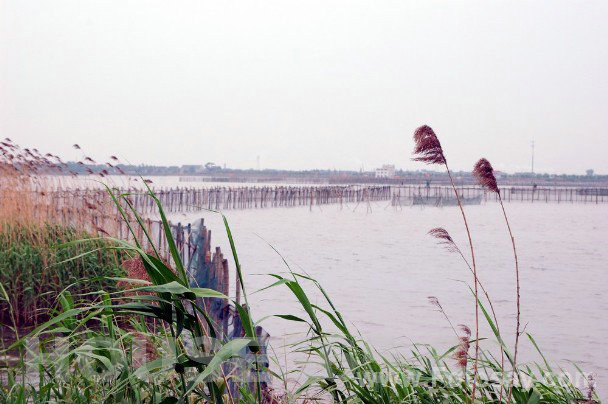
(375, 164, 395, 178)
(586, 169, 594, 176)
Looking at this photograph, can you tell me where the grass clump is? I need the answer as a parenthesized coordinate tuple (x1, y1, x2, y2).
(0, 223, 124, 327)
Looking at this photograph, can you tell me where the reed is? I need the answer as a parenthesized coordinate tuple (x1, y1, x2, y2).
(413, 124, 482, 402)
(0, 223, 123, 327)
(474, 158, 522, 404)
(0, 140, 128, 240)
(0, 141, 130, 329)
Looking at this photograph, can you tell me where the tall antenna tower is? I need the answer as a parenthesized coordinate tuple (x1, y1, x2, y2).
(531, 140, 535, 174)
(256, 155, 260, 171)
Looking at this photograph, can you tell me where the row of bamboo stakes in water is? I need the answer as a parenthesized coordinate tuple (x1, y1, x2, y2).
(39, 185, 393, 215)
(22, 183, 608, 241)
(391, 185, 608, 205)
(23, 183, 608, 240)
(39, 184, 607, 221)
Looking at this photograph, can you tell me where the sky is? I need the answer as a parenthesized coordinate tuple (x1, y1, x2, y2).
(1, 1, 607, 174)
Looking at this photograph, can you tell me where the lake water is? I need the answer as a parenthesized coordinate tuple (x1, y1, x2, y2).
(175, 201, 607, 398)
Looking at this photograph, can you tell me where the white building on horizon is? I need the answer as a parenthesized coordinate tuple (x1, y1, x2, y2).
(375, 164, 395, 178)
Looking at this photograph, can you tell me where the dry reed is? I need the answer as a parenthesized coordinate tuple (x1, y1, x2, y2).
(413, 125, 481, 402)
(474, 157, 521, 404)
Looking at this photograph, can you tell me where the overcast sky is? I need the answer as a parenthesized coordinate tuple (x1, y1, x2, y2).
(1, 1, 607, 174)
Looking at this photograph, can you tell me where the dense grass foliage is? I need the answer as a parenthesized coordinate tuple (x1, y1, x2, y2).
(0, 224, 124, 326)
(0, 269, 597, 403)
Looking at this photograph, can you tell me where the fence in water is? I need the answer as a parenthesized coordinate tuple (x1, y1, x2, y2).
(142, 217, 271, 396)
(22, 184, 608, 233)
(31, 184, 607, 230)
(391, 185, 608, 206)
(41, 185, 392, 215)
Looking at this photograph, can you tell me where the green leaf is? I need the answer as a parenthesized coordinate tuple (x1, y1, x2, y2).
(141, 254, 181, 286)
(191, 288, 228, 299)
(284, 280, 321, 333)
(235, 302, 255, 338)
(185, 338, 251, 395)
(176, 309, 185, 338)
(274, 314, 308, 323)
(143, 183, 189, 285)
(138, 281, 191, 295)
(527, 389, 541, 404)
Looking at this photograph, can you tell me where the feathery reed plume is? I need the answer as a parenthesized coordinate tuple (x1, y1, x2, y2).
(454, 324, 471, 381)
(412, 125, 446, 164)
(72, 144, 80, 150)
(413, 125, 481, 401)
(429, 225, 507, 401)
(586, 374, 596, 404)
(428, 227, 459, 253)
(427, 296, 440, 308)
(427, 296, 457, 337)
(473, 158, 520, 404)
(473, 158, 499, 193)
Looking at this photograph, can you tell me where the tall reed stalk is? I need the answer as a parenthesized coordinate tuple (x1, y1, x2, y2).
(473, 158, 521, 403)
(412, 125, 481, 401)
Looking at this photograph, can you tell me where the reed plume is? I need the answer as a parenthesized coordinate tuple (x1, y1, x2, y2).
(413, 125, 481, 401)
(586, 374, 596, 404)
(427, 295, 457, 337)
(473, 158, 520, 403)
(428, 227, 459, 253)
(454, 324, 471, 382)
(412, 125, 446, 164)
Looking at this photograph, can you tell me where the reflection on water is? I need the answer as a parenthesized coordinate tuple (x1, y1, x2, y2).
(175, 202, 608, 397)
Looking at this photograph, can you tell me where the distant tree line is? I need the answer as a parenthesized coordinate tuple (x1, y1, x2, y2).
(60, 162, 607, 186)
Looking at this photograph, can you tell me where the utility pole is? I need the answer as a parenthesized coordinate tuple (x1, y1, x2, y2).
(531, 140, 535, 174)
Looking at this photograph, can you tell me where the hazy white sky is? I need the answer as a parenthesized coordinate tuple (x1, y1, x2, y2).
(1, 1, 607, 174)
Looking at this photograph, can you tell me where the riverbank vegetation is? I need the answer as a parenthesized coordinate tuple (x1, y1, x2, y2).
(0, 209, 597, 402)
(0, 138, 599, 403)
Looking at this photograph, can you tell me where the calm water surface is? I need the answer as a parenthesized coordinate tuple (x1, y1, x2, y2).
(178, 202, 607, 396)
